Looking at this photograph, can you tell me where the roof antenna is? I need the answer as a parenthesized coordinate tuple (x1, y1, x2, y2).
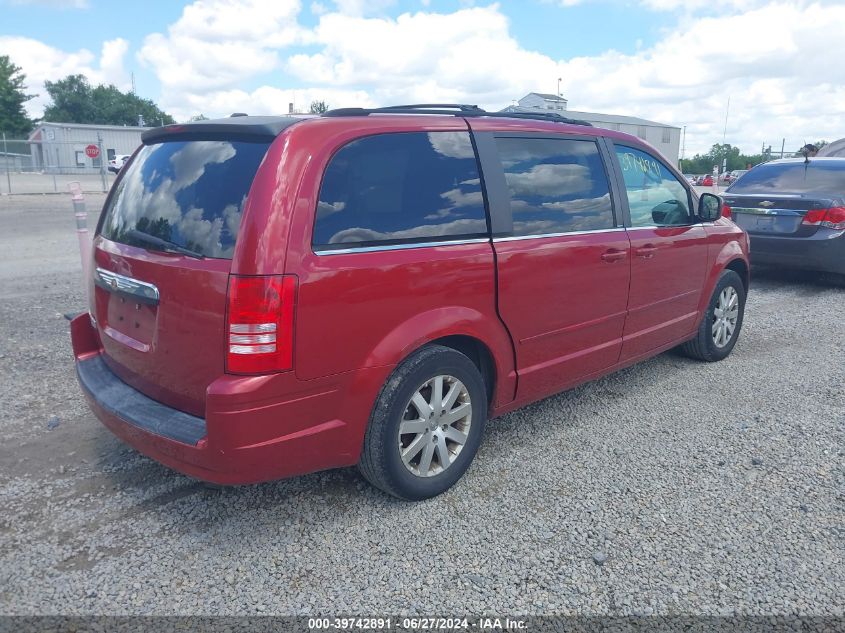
(800, 142, 817, 163)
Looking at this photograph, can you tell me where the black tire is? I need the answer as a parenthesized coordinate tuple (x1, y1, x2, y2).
(359, 345, 487, 501)
(682, 269, 746, 362)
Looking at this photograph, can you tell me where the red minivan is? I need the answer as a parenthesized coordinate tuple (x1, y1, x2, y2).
(70, 105, 749, 500)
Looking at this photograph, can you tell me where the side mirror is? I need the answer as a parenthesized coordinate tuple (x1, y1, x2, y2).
(699, 193, 722, 222)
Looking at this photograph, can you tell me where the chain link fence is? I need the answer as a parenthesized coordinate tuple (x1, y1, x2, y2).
(1, 134, 119, 195)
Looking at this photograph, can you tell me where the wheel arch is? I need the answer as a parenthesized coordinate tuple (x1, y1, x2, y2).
(427, 334, 496, 406)
(698, 240, 749, 315)
(724, 257, 749, 294)
(363, 307, 517, 410)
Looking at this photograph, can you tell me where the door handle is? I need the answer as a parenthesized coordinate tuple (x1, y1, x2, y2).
(635, 244, 658, 258)
(601, 248, 627, 263)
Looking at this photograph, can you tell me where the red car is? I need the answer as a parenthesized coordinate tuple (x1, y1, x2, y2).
(71, 105, 749, 500)
(700, 174, 714, 187)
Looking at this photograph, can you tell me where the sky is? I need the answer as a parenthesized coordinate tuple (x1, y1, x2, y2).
(1, 0, 843, 156)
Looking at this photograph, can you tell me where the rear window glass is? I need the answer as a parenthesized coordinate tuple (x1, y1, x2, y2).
(313, 131, 488, 250)
(99, 140, 270, 259)
(494, 137, 614, 237)
(728, 161, 845, 194)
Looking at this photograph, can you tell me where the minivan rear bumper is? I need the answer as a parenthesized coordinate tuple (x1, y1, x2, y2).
(70, 314, 380, 485)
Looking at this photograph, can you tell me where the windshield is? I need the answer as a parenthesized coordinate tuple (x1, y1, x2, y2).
(728, 161, 845, 195)
(99, 139, 271, 259)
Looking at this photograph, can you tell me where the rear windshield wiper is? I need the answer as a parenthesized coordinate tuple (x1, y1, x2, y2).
(126, 229, 205, 259)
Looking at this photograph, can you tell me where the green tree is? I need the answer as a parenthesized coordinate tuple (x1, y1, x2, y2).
(704, 143, 743, 171)
(0, 55, 34, 136)
(189, 114, 209, 122)
(680, 143, 765, 174)
(43, 74, 174, 127)
(309, 99, 329, 114)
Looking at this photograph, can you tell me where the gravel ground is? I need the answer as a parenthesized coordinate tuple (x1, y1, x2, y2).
(0, 195, 843, 617)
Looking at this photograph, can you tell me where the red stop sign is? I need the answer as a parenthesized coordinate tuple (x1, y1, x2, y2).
(85, 144, 100, 159)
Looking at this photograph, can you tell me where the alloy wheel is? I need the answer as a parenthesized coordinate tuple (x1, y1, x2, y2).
(398, 375, 472, 478)
(712, 286, 739, 348)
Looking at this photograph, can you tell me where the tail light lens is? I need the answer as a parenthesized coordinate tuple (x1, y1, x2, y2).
(721, 204, 732, 219)
(802, 209, 827, 226)
(226, 275, 296, 374)
(802, 207, 845, 230)
(822, 207, 845, 230)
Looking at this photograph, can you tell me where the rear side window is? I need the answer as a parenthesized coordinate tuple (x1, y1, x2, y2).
(494, 137, 615, 237)
(728, 161, 845, 194)
(313, 132, 488, 250)
(100, 140, 270, 259)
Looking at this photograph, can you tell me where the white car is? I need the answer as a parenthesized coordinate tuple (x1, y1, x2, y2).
(108, 155, 131, 174)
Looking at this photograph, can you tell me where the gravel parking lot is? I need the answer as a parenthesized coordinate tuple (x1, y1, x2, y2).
(0, 194, 842, 617)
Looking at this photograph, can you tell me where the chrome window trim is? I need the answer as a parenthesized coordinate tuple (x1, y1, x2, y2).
(314, 237, 490, 256)
(492, 227, 624, 243)
(93, 267, 160, 304)
(625, 224, 699, 231)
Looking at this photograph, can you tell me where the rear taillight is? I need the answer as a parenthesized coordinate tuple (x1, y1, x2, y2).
(802, 209, 827, 225)
(721, 203, 732, 219)
(225, 275, 296, 374)
(802, 207, 845, 230)
(822, 207, 845, 230)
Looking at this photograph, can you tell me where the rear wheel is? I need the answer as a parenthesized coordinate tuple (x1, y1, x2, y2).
(682, 269, 745, 362)
(359, 345, 487, 500)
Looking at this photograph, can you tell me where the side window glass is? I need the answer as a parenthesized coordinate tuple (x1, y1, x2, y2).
(614, 146, 692, 227)
(313, 132, 487, 250)
(494, 137, 614, 237)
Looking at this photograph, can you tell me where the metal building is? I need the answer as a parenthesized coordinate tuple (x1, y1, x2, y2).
(504, 94, 682, 166)
(28, 122, 149, 174)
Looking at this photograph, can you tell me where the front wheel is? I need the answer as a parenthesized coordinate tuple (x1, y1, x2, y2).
(682, 269, 746, 362)
(359, 345, 487, 501)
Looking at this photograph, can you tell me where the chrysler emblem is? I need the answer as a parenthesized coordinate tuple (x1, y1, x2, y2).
(759, 200, 775, 207)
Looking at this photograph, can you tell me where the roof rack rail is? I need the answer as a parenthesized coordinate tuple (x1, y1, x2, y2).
(322, 103, 593, 127)
(323, 104, 485, 117)
(490, 111, 593, 127)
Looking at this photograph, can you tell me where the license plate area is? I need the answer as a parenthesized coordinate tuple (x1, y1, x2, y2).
(755, 216, 776, 231)
(93, 268, 160, 351)
(104, 294, 157, 347)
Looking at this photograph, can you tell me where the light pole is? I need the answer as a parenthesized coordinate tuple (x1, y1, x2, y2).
(557, 77, 562, 97)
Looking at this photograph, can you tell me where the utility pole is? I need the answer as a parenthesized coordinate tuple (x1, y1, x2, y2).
(557, 77, 562, 97)
(722, 96, 730, 144)
(681, 126, 686, 161)
(97, 133, 107, 193)
(2, 132, 10, 195)
(780, 138, 785, 159)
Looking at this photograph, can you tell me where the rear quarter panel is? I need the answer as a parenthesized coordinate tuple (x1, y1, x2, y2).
(255, 117, 517, 408)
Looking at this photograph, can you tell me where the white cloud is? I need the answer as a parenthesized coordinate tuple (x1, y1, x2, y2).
(556, 2, 845, 154)
(286, 6, 561, 107)
(0, 36, 129, 117)
(7, 0, 845, 156)
(171, 85, 373, 119)
(143, 0, 845, 151)
(137, 0, 306, 105)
